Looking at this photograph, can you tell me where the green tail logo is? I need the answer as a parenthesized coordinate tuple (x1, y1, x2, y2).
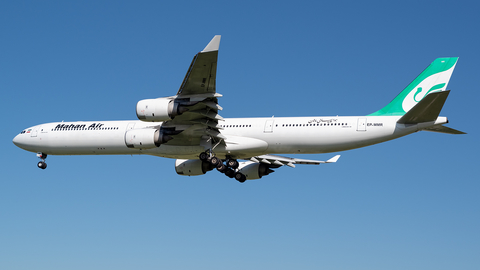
(369, 58, 458, 116)
(413, 83, 445, 102)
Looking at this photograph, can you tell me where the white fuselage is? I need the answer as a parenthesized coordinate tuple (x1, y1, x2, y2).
(12, 116, 447, 160)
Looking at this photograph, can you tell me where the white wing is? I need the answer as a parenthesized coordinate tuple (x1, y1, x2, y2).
(250, 154, 341, 168)
(163, 36, 225, 147)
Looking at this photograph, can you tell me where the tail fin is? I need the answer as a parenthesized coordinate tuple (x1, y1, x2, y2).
(369, 57, 458, 116)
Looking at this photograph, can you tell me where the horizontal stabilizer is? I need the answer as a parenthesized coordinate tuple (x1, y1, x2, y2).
(326, 155, 341, 163)
(397, 91, 450, 124)
(423, 125, 466, 134)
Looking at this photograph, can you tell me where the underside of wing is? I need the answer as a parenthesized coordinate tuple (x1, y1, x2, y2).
(250, 154, 341, 168)
(163, 36, 225, 148)
(177, 35, 221, 96)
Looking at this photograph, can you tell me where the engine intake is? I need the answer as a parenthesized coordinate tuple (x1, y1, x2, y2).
(136, 97, 189, 122)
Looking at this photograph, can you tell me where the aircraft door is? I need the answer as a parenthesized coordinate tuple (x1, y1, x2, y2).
(31, 125, 41, 137)
(126, 122, 136, 131)
(357, 118, 366, 131)
(264, 120, 274, 133)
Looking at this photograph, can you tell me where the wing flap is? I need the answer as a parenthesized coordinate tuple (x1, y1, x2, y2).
(201, 100, 223, 111)
(188, 109, 224, 120)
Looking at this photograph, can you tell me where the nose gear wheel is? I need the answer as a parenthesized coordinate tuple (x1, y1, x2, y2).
(36, 152, 47, 169)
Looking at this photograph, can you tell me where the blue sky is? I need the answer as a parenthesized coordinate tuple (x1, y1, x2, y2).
(1, 1, 479, 269)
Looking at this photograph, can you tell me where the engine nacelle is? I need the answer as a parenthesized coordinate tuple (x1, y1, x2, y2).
(237, 161, 275, 180)
(136, 97, 188, 122)
(125, 128, 171, 149)
(175, 159, 214, 176)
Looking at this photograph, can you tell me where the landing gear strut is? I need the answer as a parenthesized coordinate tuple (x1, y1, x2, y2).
(37, 152, 47, 169)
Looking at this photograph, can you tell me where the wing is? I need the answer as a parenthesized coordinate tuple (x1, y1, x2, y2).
(177, 35, 221, 96)
(250, 154, 341, 168)
(163, 36, 225, 147)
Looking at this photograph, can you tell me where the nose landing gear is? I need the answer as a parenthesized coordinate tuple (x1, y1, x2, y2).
(36, 152, 47, 169)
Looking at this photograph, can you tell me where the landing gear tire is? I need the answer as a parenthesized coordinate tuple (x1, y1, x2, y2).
(216, 163, 227, 173)
(234, 172, 246, 183)
(199, 152, 209, 161)
(225, 168, 235, 178)
(36, 152, 47, 169)
(227, 159, 239, 169)
(209, 156, 220, 166)
(37, 161, 47, 169)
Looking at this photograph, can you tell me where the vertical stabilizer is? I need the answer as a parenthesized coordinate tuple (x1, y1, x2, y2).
(369, 57, 458, 116)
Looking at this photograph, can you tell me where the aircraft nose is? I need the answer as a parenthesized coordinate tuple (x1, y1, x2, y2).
(12, 134, 20, 147)
(12, 133, 29, 150)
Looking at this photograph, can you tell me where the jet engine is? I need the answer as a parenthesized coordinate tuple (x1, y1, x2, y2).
(125, 128, 172, 149)
(136, 97, 189, 122)
(237, 161, 275, 180)
(175, 159, 214, 176)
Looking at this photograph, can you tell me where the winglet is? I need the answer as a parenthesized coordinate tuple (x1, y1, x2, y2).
(326, 155, 341, 163)
(202, 35, 221, 52)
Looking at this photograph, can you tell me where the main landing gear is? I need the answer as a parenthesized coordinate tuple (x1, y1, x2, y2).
(199, 151, 246, 183)
(37, 152, 47, 169)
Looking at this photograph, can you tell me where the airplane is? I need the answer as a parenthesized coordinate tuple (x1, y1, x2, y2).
(12, 35, 465, 182)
